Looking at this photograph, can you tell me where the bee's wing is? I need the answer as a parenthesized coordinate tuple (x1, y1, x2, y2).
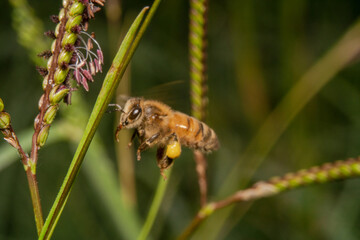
(114, 80, 189, 111)
(115, 94, 131, 106)
(140, 80, 189, 111)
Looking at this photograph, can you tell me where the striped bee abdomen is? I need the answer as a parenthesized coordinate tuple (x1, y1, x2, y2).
(170, 112, 219, 153)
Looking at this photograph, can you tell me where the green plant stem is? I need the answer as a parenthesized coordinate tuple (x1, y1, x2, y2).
(38, 7, 150, 240)
(1, 125, 45, 235)
(137, 169, 172, 240)
(25, 168, 44, 235)
(9, 0, 47, 233)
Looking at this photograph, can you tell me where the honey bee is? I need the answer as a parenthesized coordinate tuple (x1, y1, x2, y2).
(114, 97, 219, 176)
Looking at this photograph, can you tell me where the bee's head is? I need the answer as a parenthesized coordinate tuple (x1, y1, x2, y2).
(118, 97, 144, 130)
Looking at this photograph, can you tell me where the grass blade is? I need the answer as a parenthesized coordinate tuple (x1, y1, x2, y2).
(38, 7, 149, 240)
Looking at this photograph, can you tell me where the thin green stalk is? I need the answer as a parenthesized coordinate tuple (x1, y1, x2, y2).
(189, 0, 209, 121)
(26, 168, 44, 235)
(38, 7, 150, 240)
(189, 0, 209, 207)
(0, 103, 44, 234)
(137, 169, 172, 240)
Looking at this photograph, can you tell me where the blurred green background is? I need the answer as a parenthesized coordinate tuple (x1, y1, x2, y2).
(1, 0, 360, 239)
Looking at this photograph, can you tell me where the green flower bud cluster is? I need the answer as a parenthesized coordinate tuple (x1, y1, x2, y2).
(36, 1, 87, 148)
(35, 0, 105, 148)
(48, 0, 86, 87)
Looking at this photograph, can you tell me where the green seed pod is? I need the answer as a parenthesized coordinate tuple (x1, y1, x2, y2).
(38, 94, 45, 110)
(54, 68, 69, 85)
(44, 105, 59, 124)
(47, 56, 53, 70)
(340, 165, 351, 176)
(0, 112, 11, 129)
(49, 86, 70, 105)
(54, 23, 61, 38)
(58, 8, 66, 22)
(69, 1, 85, 17)
(34, 114, 40, 129)
(58, 50, 73, 65)
(352, 163, 360, 174)
(62, 0, 69, 8)
(0, 98, 4, 112)
(62, 32, 77, 47)
(66, 15, 82, 32)
(42, 76, 49, 90)
(51, 40, 57, 53)
(37, 125, 50, 147)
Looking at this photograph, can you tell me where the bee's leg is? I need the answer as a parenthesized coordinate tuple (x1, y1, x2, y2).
(167, 132, 178, 142)
(156, 146, 174, 180)
(107, 103, 123, 113)
(136, 132, 160, 161)
(128, 130, 138, 148)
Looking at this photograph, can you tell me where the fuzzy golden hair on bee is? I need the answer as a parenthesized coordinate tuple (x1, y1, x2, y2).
(113, 97, 219, 176)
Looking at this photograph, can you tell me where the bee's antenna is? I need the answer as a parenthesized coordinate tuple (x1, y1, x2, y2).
(107, 104, 125, 113)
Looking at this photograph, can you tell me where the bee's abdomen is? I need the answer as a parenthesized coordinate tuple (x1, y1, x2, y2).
(171, 112, 219, 152)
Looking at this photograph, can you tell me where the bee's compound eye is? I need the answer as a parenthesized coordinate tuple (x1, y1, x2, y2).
(129, 105, 142, 120)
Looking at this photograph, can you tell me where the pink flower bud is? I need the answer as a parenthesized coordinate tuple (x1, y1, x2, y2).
(97, 49, 104, 64)
(74, 69, 81, 84)
(81, 69, 93, 82)
(81, 76, 89, 91)
(89, 61, 96, 75)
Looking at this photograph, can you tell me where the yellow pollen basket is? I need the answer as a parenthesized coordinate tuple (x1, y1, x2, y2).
(165, 140, 182, 159)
